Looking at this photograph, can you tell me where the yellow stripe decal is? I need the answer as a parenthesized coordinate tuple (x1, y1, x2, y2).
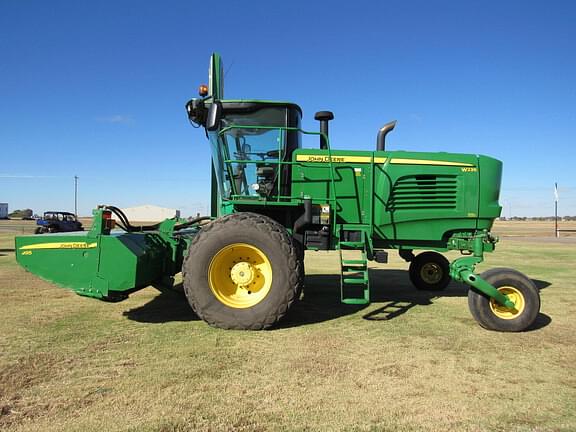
(296, 155, 379, 163)
(19, 242, 98, 250)
(390, 158, 475, 167)
(295, 154, 473, 167)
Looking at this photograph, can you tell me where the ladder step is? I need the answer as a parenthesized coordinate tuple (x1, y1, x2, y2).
(342, 297, 370, 305)
(342, 268, 367, 275)
(342, 264, 367, 270)
(341, 224, 371, 231)
(339, 226, 370, 305)
(342, 278, 368, 285)
(340, 241, 365, 248)
(342, 271, 366, 279)
(342, 259, 366, 265)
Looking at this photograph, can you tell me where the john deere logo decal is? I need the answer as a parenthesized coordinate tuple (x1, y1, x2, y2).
(19, 242, 98, 251)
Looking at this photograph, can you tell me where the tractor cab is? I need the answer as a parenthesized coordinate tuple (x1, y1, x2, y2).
(186, 54, 303, 202)
(206, 100, 302, 200)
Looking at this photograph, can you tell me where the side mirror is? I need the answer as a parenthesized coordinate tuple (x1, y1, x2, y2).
(206, 101, 222, 131)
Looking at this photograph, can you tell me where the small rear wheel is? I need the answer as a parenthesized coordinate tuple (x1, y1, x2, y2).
(467, 268, 540, 332)
(409, 251, 451, 291)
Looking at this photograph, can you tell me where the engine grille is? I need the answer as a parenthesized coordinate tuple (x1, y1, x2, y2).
(387, 175, 458, 211)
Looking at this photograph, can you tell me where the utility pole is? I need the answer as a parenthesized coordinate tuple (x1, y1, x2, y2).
(74, 175, 79, 217)
(554, 182, 559, 238)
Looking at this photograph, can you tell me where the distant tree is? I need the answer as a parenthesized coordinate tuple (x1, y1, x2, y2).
(8, 209, 33, 219)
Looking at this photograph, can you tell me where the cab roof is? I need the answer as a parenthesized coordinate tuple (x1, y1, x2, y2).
(221, 100, 302, 116)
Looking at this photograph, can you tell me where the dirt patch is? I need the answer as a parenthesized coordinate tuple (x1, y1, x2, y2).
(0, 352, 106, 429)
(0, 352, 63, 427)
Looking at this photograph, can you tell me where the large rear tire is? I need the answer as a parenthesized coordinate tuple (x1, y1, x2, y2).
(183, 213, 302, 329)
(467, 268, 540, 332)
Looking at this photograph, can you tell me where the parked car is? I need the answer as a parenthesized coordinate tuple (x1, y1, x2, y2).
(35, 211, 83, 234)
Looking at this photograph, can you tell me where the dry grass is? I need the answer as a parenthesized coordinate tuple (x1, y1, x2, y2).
(493, 220, 576, 238)
(0, 222, 575, 431)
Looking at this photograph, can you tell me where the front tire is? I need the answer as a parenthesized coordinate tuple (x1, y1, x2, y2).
(409, 251, 451, 291)
(183, 213, 302, 330)
(467, 268, 540, 332)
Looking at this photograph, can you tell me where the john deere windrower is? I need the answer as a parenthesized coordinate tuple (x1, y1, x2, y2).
(15, 53, 540, 331)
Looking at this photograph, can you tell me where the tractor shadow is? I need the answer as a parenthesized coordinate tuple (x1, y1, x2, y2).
(363, 268, 465, 322)
(532, 279, 551, 290)
(282, 269, 462, 328)
(279, 274, 365, 328)
(123, 284, 200, 323)
(122, 271, 551, 330)
(282, 269, 552, 330)
(0, 248, 14, 257)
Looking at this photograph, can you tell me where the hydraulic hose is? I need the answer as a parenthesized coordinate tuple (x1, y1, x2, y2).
(174, 216, 212, 231)
(102, 205, 160, 232)
(102, 205, 211, 233)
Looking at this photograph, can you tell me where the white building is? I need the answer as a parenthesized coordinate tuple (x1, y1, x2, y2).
(0, 203, 8, 219)
(120, 205, 180, 222)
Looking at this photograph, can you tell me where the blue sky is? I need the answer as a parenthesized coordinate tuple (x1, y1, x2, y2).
(1, 0, 575, 217)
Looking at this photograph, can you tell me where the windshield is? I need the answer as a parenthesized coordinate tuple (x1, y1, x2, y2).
(210, 128, 284, 198)
(209, 106, 300, 199)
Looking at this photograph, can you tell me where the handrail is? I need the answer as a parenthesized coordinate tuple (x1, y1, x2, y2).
(217, 125, 338, 206)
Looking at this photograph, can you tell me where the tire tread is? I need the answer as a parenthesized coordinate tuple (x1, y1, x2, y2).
(467, 267, 540, 332)
(182, 213, 302, 330)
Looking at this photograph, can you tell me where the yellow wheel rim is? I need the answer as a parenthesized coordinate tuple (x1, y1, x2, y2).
(420, 262, 443, 284)
(208, 243, 272, 309)
(489, 286, 525, 320)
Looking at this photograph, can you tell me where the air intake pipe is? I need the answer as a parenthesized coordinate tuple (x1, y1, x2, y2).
(376, 120, 397, 151)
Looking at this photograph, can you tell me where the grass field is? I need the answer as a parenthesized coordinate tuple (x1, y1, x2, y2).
(0, 221, 575, 431)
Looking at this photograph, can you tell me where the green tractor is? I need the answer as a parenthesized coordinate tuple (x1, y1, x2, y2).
(15, 53, 540, 332)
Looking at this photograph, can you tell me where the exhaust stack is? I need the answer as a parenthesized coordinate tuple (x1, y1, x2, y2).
(314, 111, 334, 149)
(376, 120, 397, 151)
